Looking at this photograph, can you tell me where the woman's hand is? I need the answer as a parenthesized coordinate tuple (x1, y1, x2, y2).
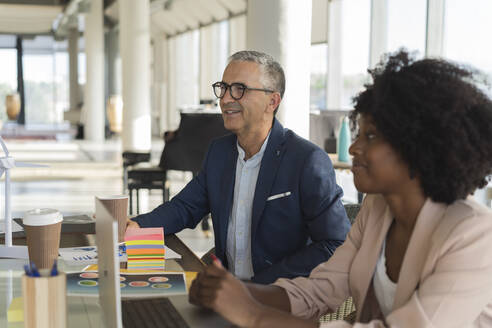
(189, 259, 262, 327)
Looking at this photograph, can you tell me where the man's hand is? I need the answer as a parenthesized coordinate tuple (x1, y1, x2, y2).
(189, 259, 262, 327)
(126, 218, 140, 230)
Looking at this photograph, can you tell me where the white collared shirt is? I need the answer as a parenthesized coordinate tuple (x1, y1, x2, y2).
(226, 132, 270, 280)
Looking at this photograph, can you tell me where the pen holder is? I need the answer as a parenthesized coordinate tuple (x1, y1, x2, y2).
(22, 272, 67, 328)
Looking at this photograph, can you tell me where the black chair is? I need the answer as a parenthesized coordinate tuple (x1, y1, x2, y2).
(318, 203, 361, 323)
(122, 151, 151, 191)
(343, 203, 361, 224)
(127, 111, 229, 215)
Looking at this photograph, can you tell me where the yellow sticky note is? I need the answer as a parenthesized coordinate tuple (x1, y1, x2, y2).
(185, 271, 198, 291)
(7, 297, 24, 322)
(83, 264, 98, 272)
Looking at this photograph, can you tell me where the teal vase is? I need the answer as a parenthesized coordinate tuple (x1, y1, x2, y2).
(338, 116, 351, 163)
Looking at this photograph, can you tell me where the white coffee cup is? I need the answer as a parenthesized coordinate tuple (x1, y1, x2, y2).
(23, 208, 63, 226)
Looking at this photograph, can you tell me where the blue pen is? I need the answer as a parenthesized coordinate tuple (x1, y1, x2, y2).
(30, 263, 41, 277)
(119, 243, 126, 257)
(119, 243, 126, 253)
(50, 260, 58, 276)
(24, 264, 32, 277)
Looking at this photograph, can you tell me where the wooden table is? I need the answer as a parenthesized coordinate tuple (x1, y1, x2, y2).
(3, 217, 206, 273)
(164, 234, 205, 272)
(327, 154, 364, 204)
(0, 232, 220, 327)
(328, 153, 352, 170)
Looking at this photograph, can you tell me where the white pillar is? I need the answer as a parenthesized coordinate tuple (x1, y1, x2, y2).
(84, 0, 105, 141)
(107, 27, 121, 96)
(247, 0, 312, 139)
(167, 37, 179, 131)
(426, 0, 445, 58)
(68, 25, 79, 111)
(119, 0, 152, 151)
(153, 34, 168, 134)
(369, 0, 388, 68)
(326, 0, 343, 109)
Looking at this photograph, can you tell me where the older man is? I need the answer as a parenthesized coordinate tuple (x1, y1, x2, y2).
(127, 50, 350, 284)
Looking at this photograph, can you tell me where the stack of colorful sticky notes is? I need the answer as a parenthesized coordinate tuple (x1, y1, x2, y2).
(125, 227, 165, 270)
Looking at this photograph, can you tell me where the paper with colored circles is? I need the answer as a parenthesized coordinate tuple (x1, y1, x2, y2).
(66, 271, 187, 297)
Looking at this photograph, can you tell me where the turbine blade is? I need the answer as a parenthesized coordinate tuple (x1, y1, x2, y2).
(14, 162, 48, 168)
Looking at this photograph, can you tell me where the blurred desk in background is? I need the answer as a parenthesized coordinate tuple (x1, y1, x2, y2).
(327, 154, 363, 204)
(0, 122, 76, 141)
(328, 153, 352, 170)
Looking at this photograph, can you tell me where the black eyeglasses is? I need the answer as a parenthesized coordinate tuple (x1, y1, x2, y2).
(212, 81, 275, 100)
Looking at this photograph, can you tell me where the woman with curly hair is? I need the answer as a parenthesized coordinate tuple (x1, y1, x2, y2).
(188, 50, 492, 327)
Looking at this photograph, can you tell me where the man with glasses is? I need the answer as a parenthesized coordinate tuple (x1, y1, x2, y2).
(128, 50, 350, 284)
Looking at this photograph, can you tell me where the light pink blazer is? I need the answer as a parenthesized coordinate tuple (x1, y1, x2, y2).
(274, 194, 492, 327)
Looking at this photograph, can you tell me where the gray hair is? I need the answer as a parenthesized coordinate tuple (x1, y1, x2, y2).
(228, 50, 285, 99)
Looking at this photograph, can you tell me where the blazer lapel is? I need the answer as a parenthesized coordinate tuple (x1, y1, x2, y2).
(392, 198, 447, 309)
(250, 119, 285, 243)
(357, 202, 393, 322)
(217, 138, 238, 259)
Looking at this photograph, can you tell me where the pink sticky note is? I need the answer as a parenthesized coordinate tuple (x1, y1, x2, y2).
(124, 227, 164, 242)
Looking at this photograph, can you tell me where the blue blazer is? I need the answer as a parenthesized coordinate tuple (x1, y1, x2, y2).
(134, 119, 350, 284)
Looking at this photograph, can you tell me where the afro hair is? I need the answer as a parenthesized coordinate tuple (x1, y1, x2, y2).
(350, 50, 492, 204)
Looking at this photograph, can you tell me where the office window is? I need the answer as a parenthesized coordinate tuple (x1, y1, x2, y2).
(78, 34, 86, 85)
(310, 43, 328, 110)
(229, 15, 246, 55)
(444, 0, 492, 96)
(341, 0, 370, 109)
(54, 52, 69, 120)
(387, 0, 426, 57)
(23, 36, 69, 124)
(78, 52, 86, 85)
(218, 20, 229, 69)
(175, 30, 200, 109)
(0, 48, 18, 122)
(200, 21, 229, 101)
(23, 54, 55, 124)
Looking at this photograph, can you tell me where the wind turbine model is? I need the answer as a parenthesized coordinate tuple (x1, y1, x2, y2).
(0, 136, 46, 249)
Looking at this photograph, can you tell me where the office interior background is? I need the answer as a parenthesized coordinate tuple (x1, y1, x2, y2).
(0, 0, 491, 250)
